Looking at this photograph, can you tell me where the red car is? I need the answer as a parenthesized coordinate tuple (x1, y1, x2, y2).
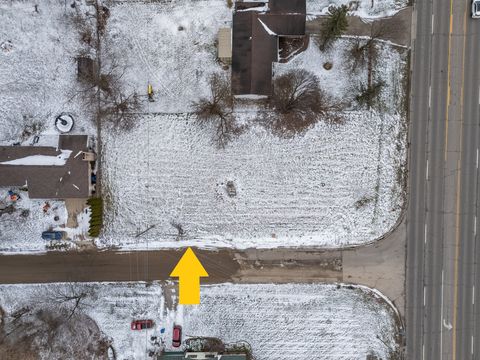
(172, 325, 182, 347)
(131, 319, 154, 330)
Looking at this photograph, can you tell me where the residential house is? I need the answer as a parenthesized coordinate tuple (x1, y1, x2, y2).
(0, 135, 93, 199)
(231, 0, 307, 96)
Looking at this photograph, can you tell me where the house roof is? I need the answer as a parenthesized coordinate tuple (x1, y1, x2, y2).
(231, 0, 306, 96)
(0, 135, 90, 199)
(268, 0, 306, 14)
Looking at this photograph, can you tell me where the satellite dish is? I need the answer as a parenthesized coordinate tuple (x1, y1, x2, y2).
(55, 114, 74, 133)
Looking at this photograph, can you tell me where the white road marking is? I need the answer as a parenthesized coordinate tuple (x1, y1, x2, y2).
(426, 159, 429, 179)
(423, 343, 425, 360)
(432, 14, 435, 34)
(473, 285, 475, 305)
(425, 223, 428, 244)
(475, 216, 477, 236)
(429, 86, 432, 108)
(476, 148, 478, 168)
(440, 269, 444, 358)
(424, 286, 426, 305)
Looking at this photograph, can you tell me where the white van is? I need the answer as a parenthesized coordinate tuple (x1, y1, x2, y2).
(473, 0, 480, 18)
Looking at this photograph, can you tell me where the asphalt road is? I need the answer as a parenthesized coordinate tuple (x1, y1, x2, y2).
(0, 249, 239, 284)
(407, 0, 480, 358)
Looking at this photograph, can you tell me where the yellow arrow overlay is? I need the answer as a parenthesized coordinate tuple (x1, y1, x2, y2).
(170, 247, 209, 305)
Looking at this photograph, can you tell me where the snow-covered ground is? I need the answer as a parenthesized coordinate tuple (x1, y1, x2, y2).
(0, 0, 95, 144)
(103, 0, 231, 113)
(0, 189, 68, 253)
(0, 0, 96, 252)
(103, 0, 408, 114)
(0, 0, 408, 252)
(0, 282, 402, 360)
(100, 38, 407, 250)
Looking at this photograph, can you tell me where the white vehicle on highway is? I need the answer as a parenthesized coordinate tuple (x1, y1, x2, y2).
(473, 0, 480, 18)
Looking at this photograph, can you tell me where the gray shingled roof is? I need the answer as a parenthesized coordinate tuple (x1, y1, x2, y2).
(0, 135, 90, 199)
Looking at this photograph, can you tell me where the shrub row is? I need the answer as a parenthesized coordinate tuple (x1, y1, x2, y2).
(87, 197, 103, 237)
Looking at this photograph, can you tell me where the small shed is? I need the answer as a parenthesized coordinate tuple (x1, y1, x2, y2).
(217, 27, 232, 64)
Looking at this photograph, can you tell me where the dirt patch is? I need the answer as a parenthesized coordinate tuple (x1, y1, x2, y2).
(232, 249, 343, 283)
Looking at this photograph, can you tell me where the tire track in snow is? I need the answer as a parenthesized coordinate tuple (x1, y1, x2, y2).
(123, 3, 174, 97)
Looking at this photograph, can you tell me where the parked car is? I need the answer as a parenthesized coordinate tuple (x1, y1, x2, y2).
(473, 0, 480, 18)
(41, 231, 65, 240)
(131, 319, 154, 330)
(172, 325, 182, 347)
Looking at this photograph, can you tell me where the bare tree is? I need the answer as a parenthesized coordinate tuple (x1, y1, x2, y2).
(1, 306, 108, 360)
(270, 69, 343, 136)
(43, 283, 94, 320)
(99, 91, 140, 131)
(349, 17, 404, 72)
(192, 73, 242, 148)
(369, 16, 404, 42)
(355, 80, 385, 109)
(74, 49, 141, 131)
(349, 38, 369, 71)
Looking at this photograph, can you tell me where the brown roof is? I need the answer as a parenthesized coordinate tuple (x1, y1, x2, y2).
(0, 135, 90, 199)
(231, 0, 306, 96)
(258, 14, 306, 35)
(268, 0, 306, 14)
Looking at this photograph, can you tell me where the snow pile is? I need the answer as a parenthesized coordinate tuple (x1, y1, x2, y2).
(306, 0, 408, 18)
(0, 282, 401, 360)
(1, 150, 72, 166)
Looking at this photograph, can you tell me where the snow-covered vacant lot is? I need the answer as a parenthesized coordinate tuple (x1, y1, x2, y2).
(101, 37, 408, 249)
(0, 282, 402, 359)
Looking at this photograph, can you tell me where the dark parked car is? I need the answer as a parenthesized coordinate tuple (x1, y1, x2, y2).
(41, 231, 64, 240)
(131, 319, 154, 330)
(172, 325, 182, 347)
